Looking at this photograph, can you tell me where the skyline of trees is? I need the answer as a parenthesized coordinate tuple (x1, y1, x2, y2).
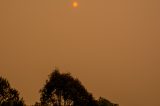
(0, 69, 118, 106)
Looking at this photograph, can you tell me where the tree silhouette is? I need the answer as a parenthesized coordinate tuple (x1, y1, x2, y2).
(39, 69, 98, 106)
(0, 76, 25, 106)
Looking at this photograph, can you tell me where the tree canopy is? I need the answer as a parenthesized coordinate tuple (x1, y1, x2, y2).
(0, 76, 25, 106)
(40, 69, 98, 106)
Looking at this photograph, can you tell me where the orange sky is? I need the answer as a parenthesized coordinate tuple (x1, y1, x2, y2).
(0, 0, 160, 105)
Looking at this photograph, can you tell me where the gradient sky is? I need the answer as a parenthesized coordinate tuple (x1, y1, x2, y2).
(0, 0, 160, 106)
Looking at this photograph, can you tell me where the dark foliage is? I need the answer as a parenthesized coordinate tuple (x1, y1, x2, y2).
(40, 69, 98, 106)
(0, 77, 25, 106)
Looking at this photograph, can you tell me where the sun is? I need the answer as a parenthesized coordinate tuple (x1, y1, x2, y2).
(72, 1, 78, 8)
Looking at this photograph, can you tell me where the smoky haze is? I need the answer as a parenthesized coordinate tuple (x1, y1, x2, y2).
(0, 0, 160, 106)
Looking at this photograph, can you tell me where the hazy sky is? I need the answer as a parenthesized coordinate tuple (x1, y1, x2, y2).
(0, 0, 160, 106)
